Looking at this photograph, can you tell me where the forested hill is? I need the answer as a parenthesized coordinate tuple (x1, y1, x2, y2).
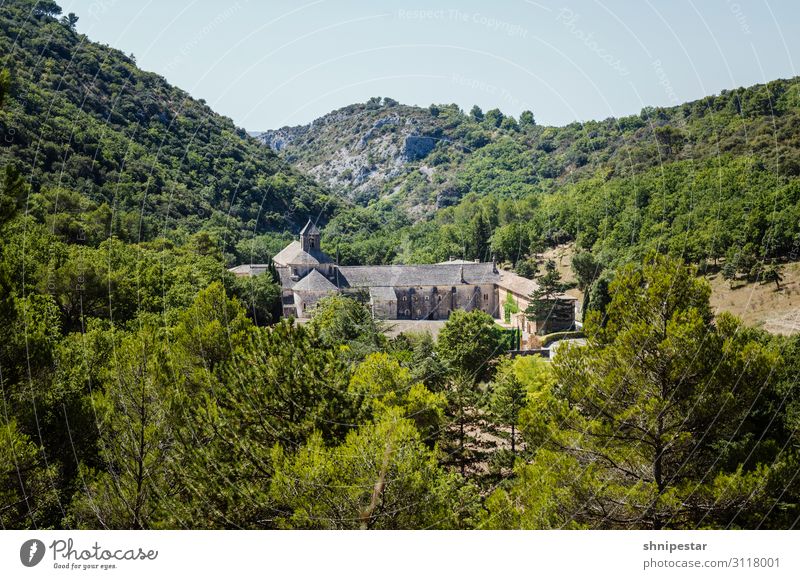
(259, 81, 800, 273)
(0, 0, 336, 261)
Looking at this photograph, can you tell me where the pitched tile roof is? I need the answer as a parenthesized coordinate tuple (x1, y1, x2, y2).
(495, 269, 578, 300)
(275, 266, 295, 289)
(228, 263, 271, 276)
(337, 262, 500, 288)
(437, 258, 480, 265)
(273, 240, 332, 266)
(299, 219, 321, 236)
(495, 270, 538, 297)
(292, 269, 338, 292)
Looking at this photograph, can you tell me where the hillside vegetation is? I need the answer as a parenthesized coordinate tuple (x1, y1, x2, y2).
(262, 81, 800, 281)
(0, 0, 336, 263)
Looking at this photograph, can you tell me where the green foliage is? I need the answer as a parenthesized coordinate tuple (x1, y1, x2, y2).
(349, 352, 446, 442)
(491, 222, 529, 265)
(33, 1, 61, 17)
(524, 259, 566, 327)
(0, 420, 60, 528)
(61, 12, 78, 30)
(0, 166, 25, 226)
(519, 109, 535, 128)
(469, 105, 484, 121)
(482, 450, 587, 530)
(173, 281, 253, 372)
(232, 272, 282, 326)
(436, 309, 504, 385)
(514, 259, 538, 279)
(234, 232, 292, 264)
(270, 411, 478, 529)
(722, 260, 738, 286)
(585, 270, 612, 321)
(482, 357, 578, 529)
(165, 319, 352, 528)
(506, 255, 782, 528)
(484, 108, 504, 128)
(397, 330, 448, 392)
(571, 250, 602, 290)
(436, 309, 505, 474)
(307, 294, 384, 359)
(468, 210, 492, 261)
(539, 330, 584, 347)
(503, 290, 519, 323)
(0, 0, 334, 256)
(763, 262, 784, 289)
(69, 325, 176, 529)
(489, 358, 527, 453)
(0, 67, 10, 108)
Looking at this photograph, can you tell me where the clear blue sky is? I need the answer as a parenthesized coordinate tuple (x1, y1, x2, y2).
(59, 0, 799, 131)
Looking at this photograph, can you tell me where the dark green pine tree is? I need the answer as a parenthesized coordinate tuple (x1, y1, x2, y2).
(470, 212, 492, 262)
(490, 361, 527, 454)
(524, 260, 564, 324)
(0, 166, 25, 333)
(763, 263, 784, 289)
(0, 68, 10, 108)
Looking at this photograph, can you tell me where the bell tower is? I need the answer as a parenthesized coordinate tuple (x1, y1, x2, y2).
(299, 219, 321, 253)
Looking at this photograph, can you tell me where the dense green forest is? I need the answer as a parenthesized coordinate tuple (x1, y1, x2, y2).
(1, 1, 799, 530)
(0, 0, 337, 264)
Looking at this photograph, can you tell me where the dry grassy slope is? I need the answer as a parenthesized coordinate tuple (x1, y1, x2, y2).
(541, 243, 578, 284)
(707, 262, 800, 335)
(543, 244, 799, 335)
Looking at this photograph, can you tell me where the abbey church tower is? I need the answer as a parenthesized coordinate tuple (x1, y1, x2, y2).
(300, 220, 321, 252)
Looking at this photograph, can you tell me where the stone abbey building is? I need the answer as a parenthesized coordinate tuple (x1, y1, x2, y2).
(230, 221, 577, 333)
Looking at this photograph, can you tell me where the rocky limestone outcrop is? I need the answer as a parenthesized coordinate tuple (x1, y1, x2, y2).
(403, 134, 437, 161)
(257, 102, 442, 206)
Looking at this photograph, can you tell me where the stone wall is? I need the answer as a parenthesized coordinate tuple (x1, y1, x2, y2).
(293, 289, 334, 318)
(392, 284, 498, 320)
(370, 297, 397, 319)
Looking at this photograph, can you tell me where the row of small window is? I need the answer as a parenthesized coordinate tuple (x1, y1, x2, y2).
(400, 295, 442, 303)
(399, 293, 490, 302)
(396, 307, 487, 318)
